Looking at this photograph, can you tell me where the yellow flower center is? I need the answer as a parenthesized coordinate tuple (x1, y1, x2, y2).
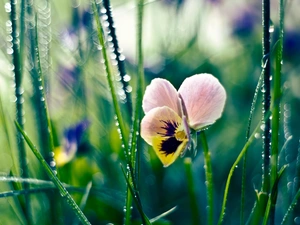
(174, 129, 186, 141)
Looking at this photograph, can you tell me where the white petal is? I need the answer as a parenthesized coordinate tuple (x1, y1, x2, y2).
(178, 73, 226, 130)
(142, 78, 181, 116)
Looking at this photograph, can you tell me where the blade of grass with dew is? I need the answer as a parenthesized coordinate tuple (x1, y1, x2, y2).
(262, 165, 288, 225)
(14, 121, 92, 225)
(217, 117, 267, 225)
(37, 0, 51, 89)
(34, 14, 55, 163)
(124, 0, 145, 223)
(102, 0, 133, 116)
(121, 165, 151, 225)
(240, 67, 264, 224)
(33, 14, 59, 224)
(199, 131, 214, 225)
(91, 0, 128, 151)
(281, 186, 300, 225)
(270, 0, 284, 223)
(73, 181, 93, 225)
(261, 0, 271, 197)
(9, 0, 31, 222)
(184, 158, 201, 225)
(0, 99, 25, 224)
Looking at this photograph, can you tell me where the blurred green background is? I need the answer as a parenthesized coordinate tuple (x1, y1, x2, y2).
(0, 0, 300, 224)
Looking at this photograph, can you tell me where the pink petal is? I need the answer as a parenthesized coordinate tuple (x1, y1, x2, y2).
(142, 78, 181, 116)
(178, 73, 226, 130)
(141, 106, 182, 145)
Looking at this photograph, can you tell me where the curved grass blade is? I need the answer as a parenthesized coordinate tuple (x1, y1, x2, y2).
(218, 118, 266, 225)
(281, 187, 300, 225)
(15, 121, 91, 225)
(241, 69, 264, 224)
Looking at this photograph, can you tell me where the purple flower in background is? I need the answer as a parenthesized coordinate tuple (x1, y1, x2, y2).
(54, 120, 90, 166)
(231, 8, 259, 38)
(59, 64, 81, 88)
(284, 30, 300, 62)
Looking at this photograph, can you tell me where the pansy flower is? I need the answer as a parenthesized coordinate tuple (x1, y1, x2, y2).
(141, 73, 226, 167)
(54, 120, 90, 166)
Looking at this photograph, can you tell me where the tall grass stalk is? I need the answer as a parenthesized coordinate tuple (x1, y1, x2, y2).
(91, 0, 128, 151)
(270, 0, 284, 222)
(125, 0, 145, 223)
(9, 0, 31, 222)
(102, 0, 132, 116)
(15, 121, 92, 225)
(200, 131, 214, 225)
(261, 0, 271, 195)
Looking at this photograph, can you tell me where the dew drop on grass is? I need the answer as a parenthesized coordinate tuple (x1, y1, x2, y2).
(254, 133, 260, 139)
(269, 21, 274, 33)
(294, 217, 300, 224)
(4, 2, 11, 12)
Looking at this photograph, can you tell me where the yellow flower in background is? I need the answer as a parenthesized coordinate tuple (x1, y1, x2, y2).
(54, 120, 90, 167)
(141, 73, 226, 167)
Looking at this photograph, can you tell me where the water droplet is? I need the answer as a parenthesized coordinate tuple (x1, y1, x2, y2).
(125, 86, 132, 93)
(4, 2, 11, 12)
(294, 217, 300, 224)
(123, 74, 131, 82)
(254, 133, 260, 139)
(40, 97, 45, 101)
(269, 24, 274, 33)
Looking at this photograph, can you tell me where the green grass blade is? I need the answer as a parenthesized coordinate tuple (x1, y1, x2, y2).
(281, 187, 300, 225)
(102, 0, 132, 115)
(14, 121, 91, 225)
(125, 0, 145, 222)
(261, 0, 271, 196)
(149, 206, 177, 223)
(121, 165, 151, 225)
(218, 119, 264, 225)
(241, 70, 264, 224)
(262, 165, 288, 225)
(9, 0, 30, 221)
(270, 0, 284, 222)
(91, 0, 129, 152)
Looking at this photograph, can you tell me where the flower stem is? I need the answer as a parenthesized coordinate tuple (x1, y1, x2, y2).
(184, 158, 201, 225)
(200, 131, 214, 225)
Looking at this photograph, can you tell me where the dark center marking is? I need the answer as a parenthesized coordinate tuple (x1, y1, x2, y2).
(157, 120, 179, 137)
(160, 137, 182, 156)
